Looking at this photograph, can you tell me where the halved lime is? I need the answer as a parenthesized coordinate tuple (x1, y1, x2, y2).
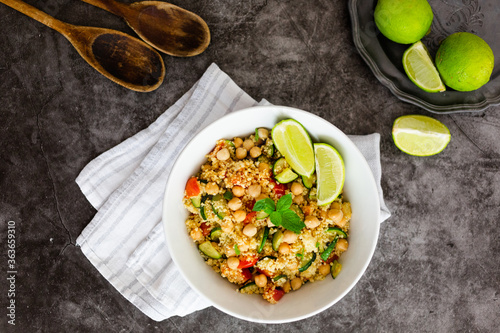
(392, 115, 451, 156)
(403, 41, 446, 93)
(314, 143, 345, 206)
(272, 119, 315, 177)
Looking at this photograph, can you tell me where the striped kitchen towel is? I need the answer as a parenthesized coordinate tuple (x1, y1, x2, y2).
(75, 63, 391, 321)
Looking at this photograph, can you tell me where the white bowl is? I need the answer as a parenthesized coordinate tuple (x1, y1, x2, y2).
(163, 105, 380, 323)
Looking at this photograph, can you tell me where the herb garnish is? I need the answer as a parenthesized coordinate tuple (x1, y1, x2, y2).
(253, 194, 306, 233)
(234, 243, 240, 255)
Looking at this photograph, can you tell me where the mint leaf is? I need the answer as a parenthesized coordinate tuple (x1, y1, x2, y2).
(270, 211, 282, 227)
(234, 243, 240, 255)
(276, 193, 292, 212)
(280, 210, 305, 234)
(253, 198, 275, 214)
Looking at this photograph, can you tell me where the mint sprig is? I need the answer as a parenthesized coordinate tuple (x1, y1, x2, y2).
(253, 194, 305, 233)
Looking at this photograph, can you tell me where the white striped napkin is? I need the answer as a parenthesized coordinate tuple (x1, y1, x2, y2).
(76, 63, 390, 321)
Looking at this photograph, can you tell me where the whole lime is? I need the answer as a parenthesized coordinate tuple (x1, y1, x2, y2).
(435, 32, 494, 91)
(374, 0, 433, 44)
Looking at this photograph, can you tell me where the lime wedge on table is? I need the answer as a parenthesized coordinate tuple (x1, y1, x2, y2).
(403, 41, 446, 93)
(392, 115, 451, 156)
(314, 143, 345, 206)
(272, 119, 315, 177)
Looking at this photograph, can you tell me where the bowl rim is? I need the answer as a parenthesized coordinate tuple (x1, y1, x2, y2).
(162, 105, 381, 323)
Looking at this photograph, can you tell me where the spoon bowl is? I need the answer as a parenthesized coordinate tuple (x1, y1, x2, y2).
(0, 0, 165, 92)
(81, 0, 210, 57)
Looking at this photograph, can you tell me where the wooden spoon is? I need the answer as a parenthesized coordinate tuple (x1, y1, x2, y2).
(80, 0, 210, 57)
(0, 0, 165, 92)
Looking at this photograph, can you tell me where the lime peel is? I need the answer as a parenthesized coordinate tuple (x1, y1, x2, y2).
(403, 41, 445, 93)
(392, 115, 451, 156)
(314, 143, 345, 206)
(272, 119, 315, 177)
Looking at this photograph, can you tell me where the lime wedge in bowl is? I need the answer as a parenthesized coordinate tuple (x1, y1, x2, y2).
(403, 41, 446, 93)
(272, 119, 315, 177)
(392, 115, 451, 156)
(314, 143, 345, 206)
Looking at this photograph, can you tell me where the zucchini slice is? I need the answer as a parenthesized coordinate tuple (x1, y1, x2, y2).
(256, 211, 270, 220)
(258, 226, 270, 253)
(190, 196, 201, 208)
(272, 157, 288, 177)
(290, 204, 304, 221)
(275, 168, 298, 184)
(331, 260, 342, 279)
(211, 194, 227, 219)
(272, 230, 284, 251)
(320, 236, 339, 261)
(198, 241, 222, 259)
(301, 174, 316, 189)
(210, 227, 222, 241)
(199, 195, 209, 220)
(239, 281, 256, 292)
(326, 227, 347, 238)
(298, 252, 316, 272)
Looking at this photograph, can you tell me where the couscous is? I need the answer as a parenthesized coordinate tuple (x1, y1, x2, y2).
(184, 127, 351, 304)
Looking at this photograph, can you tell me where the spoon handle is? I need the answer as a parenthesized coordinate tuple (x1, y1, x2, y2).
(0, 0, 70, 34)
(79, 0, 130, 17)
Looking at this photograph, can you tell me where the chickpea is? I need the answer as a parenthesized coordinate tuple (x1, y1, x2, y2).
(283, 281, 291, 293)
(319, 210, 327, 219)
(293, 195, 304, 205)
(190, 229, 203, 241)
(227, 257, 240, 270)
(328, 209, 343, 223)
(221, 221, 234, 233)
(232, 185, 245, 197)
(216, 148, 230, 161)
(236, 147, 247, 159)
(319, 264, 330, 276)
(255, 274, 267, 288)
(239, 243, 249, 252)
(249, 146, 262, 158)
(302, 205, 313, 215)
(233, 137, 243, 148)
(225, 244, 236, 256)
(278, 242, 291, 254)
(206, 182, 219, 195)
(331, 202, 341, 210)
(234, 210, 247, 222)
(228, 197, 242, 211)
(336, 238, 349, 252)
(242, 224, 257, 237)
(291, 277, 302, 291)
(286, 260, 298, 270)
(305, 215, 320, 229)
(256, 194, 268, 201)
(243, 139, 254, 151)
(283, 230, 298, 244)
(257, 128, 269, 140)
(336, 216, 348, 228)
(247, 184, 262, 198)
(290, 182, 303, 196)
(258, 162, 269, 172)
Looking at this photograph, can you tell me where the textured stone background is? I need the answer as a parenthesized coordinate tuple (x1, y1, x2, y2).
(0, 0, 499, 332)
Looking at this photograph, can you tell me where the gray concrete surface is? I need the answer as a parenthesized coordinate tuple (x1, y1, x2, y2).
(1, 0, 499, 332)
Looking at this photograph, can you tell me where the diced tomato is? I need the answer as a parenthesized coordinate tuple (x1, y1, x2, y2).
(243, 211, 256, 224)
(271, 288, 285, 302)
(185, 177, 201, 197)
(241, 268, 252, 282)
(200, 222, 211, 237)
(246, 199, 256, 211)
(256, 268, 272, 277)
(323, 254, 339, 265)
(270, 180, 287, 198)
(238, 255, 259, 269)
